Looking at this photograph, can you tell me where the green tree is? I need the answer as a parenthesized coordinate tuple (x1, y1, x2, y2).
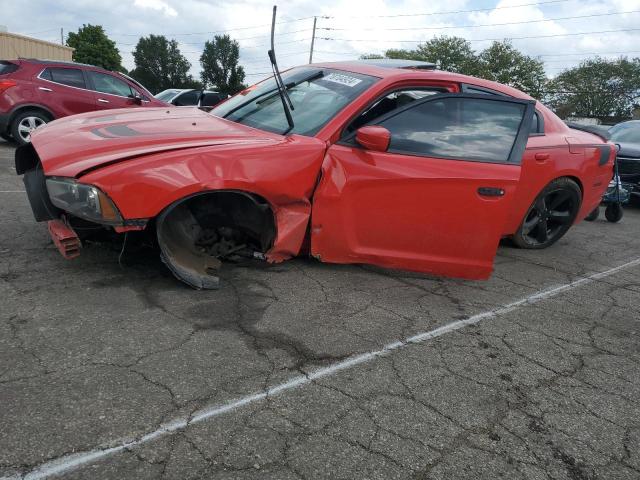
(546, 57, 640, 118)
(385, 48, 422, 61)
(359, 53, 385, 60)
(200, 35, 246, 95)
(477, 41, 547, 98)
(66, 24, 122, 71)
(129, 35, 201, 94)
(388, 36, 480, 74)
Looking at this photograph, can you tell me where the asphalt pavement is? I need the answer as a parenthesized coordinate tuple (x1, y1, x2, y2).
(1, 138, 639, 480)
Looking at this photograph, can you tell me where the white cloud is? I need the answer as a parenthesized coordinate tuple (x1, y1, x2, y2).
(133, 0, 178, 17)
(4, 0, 640, 82)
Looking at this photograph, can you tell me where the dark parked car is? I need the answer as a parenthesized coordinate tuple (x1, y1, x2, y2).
(155, 88, 228, 111)
(609, 120, 640, 201)
(0, 59, 167, 145)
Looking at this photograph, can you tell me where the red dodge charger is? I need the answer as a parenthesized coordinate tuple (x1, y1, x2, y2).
(16, 60, 614, 288)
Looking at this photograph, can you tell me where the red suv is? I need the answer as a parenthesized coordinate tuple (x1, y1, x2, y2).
(0, 59, 167, 145)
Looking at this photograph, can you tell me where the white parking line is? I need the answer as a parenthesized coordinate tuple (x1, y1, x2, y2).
(0, 190, 25, 193)
(6, 257, 640, 480)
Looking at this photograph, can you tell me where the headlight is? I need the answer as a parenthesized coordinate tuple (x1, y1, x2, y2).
(45, 178, 122, 224)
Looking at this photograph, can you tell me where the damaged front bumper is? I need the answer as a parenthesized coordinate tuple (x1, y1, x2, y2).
(19, 156, 146, 260)
(48, 219, 81, 259)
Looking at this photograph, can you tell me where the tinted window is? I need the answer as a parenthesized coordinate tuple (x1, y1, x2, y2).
(0, 61, 19, 75)
(201, 92, 224, 107)
(347, 88, 444, 134)
(463, 86, 501, 96)
(88, 71, 133, 97)
(531, 112, 543, 135)
(155, 89, 181, 102)
(378, 97, 526, 163)
(44, 68, 86, 88)
(173, 90, 199, 106)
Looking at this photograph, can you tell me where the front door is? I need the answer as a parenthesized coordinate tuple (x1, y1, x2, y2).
(86, 71, 142, 110)
(311, 93, 534, 279)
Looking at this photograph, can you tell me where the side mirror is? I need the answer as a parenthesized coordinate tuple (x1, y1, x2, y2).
(129, 92, 143, 105)
(355, 125, 391, 152)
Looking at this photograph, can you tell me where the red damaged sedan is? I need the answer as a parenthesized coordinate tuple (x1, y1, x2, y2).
(15, 60, 614, 289)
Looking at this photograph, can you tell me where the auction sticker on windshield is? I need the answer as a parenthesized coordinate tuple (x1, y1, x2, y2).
(324, 73, 362, 87)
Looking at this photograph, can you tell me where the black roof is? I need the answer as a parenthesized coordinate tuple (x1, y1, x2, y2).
(355, 59, 437, 70)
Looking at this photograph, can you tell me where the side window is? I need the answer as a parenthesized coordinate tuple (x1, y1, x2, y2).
(378, 96, 526, 164)
(88, 71, 134, 97)
(43, 67, 86, 89)
(463, 84, 544, 135)
(461, 85, 503, 96)
(346, 88, 446, 134)
(530, 111, 544, 135)
(173, 90, 199, 106)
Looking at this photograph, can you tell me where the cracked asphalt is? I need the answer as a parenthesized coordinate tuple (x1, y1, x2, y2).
(1, 137, 640, 480)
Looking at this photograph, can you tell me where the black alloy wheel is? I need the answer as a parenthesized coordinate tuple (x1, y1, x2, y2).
(513, 178, 582, 249)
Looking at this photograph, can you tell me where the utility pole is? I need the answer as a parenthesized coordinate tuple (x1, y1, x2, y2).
(60, 28, 63, 45)
(308, 16, 317, 64)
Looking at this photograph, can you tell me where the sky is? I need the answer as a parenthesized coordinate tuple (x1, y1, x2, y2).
(1, 0, 639, 84)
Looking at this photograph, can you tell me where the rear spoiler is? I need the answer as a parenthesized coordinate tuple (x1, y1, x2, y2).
(565, 122, 610, 141)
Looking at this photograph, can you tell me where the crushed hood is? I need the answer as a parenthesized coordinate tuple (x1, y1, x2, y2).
(30, 107, 282, 178)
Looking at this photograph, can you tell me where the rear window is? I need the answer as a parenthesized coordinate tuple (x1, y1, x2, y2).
(41, 67, 86, 89)
(0, 61, 19, 75)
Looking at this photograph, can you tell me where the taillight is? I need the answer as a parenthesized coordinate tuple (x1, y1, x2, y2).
(0, 80, 17, 93)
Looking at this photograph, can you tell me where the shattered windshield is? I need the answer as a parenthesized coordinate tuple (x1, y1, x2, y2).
(211, 67, 378, 136)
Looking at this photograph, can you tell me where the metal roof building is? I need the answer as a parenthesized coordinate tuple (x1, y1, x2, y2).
(0, 29, 74, 61)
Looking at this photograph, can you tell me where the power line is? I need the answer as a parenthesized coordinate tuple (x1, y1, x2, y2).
(320, 27, 640, 43)
(58, 0, 571, 40)
(115, 29, 310, 46)
(178, 29, 310, 43)
(322, 0, 571, 19)
(109, 16, 320, 37)
(535, 50, 640, 57)
(241, 50, 308, 61)
(20, 28, 62, 35)
(320, 10, 640, 32)
(312, 49, 640, 58)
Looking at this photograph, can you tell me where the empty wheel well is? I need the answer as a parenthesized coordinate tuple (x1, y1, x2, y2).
(155, 190, 277, 289)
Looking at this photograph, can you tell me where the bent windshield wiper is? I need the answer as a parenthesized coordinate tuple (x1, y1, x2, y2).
(268, 5, 294, 134)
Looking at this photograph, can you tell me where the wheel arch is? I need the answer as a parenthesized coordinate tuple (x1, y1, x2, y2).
(563, 174, 584, 198)
(154, 189, 278, 289)
(9, 104, 56, 125)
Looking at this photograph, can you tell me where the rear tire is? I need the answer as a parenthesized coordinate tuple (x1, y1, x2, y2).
(10, 110, 49, 146)
(0, 132, 13, 142)
(512, 178, 582, 249)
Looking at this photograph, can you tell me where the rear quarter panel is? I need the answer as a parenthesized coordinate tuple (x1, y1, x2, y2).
(0, 62, 44, 115)
(504, 130, 614, 235)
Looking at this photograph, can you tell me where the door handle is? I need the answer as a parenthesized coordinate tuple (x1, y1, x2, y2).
(38, 87, 52, 92)
(478, 187, 505, 197)
(97, 98, 109, 103)
(534, 152, 550, 162)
